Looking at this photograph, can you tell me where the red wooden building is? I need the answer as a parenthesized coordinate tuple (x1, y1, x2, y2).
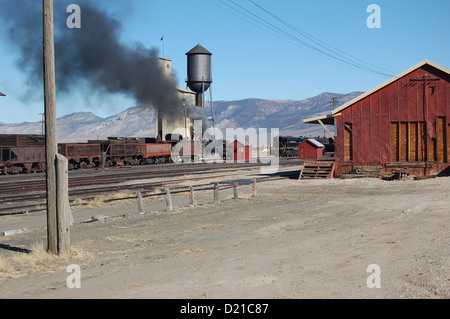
(304, 60, 450, 177)
(229, 140, 252, 162)
(297, 138, 324, 160)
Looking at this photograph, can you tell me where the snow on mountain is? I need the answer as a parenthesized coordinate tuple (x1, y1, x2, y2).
(0, 92, 362, 142)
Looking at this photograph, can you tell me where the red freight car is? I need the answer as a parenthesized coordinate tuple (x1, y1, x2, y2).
(0, 146, 45, 174)
(87, 138, 139, 166)
(88, 137, 173, 166)
(138, 143, 172, 164)
(0, 134, 46, 174)
(58, 143, 102, 169)
(0, 134, 45, 147)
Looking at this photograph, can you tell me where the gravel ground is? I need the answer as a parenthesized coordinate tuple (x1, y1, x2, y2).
(0, 166, 448, 299)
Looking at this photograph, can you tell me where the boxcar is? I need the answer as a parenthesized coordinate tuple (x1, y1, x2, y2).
(0, 146, 45, 174)
(138, 143, 172, 164)
(58, 143, 102, 169)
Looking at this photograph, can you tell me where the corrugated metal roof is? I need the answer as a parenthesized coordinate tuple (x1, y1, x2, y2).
(307, 138, 325, 148)
(186, 44, 212, 55)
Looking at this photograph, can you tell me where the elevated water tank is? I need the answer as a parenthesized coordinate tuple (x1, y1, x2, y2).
(186, 44, 212, 93)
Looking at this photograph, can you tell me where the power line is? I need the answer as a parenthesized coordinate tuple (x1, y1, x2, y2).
(248, 0, 395, 77)
(214, 0, 396, 78)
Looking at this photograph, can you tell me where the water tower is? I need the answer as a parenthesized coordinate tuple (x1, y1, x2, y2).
(186, 44, 212, 107)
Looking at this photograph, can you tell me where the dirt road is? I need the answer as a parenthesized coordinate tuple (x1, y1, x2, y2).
(0, 169, 448, 299)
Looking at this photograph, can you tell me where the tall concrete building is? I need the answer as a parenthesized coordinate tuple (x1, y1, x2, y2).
(155, 57, 197, 141)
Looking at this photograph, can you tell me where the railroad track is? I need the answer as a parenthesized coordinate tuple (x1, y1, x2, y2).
(0, 161, 301, 215)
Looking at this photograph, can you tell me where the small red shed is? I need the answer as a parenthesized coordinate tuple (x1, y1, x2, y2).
(297, 138, 324, 160)
(230, 140, 245, 161)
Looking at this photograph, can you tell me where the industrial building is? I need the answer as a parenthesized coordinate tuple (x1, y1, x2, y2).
(155, 44, 212, 141)
(155, 57, 196, 141)
(304, 60, 450, 177)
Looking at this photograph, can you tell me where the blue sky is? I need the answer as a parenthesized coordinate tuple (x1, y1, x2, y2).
(1, 0, 449, 123)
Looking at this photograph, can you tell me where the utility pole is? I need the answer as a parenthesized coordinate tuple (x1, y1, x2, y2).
(330, 97, 339, 139)
(39, 113, 45, 135)
(410, 75, 440, 163)
(43, 0, 70, 256)
(330, 97, 338, 109)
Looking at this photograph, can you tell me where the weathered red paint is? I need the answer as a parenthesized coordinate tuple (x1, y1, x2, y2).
(230, 140, 245, 161)
(335, 62, 450, 176)
(244, 145, 252, 162)
(297, 139, 324, 160)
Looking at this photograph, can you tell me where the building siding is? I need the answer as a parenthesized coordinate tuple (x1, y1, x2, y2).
(335, 63, 450, 176)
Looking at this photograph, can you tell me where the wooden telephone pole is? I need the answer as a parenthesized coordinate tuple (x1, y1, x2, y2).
(410, 75, 440, 163)
(43, 0, 70, 255)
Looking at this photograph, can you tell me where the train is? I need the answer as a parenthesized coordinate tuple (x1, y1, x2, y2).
(0, 134, 176, 174)
(0, 134, 234, 174)
(2, 133, 300, 174)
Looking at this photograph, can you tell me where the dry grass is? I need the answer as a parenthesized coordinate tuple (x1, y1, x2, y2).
(0, 242, 92, 281)
(72, 191, 136, 208)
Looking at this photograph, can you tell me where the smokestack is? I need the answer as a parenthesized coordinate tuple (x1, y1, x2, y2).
(155, 109, 163, 141)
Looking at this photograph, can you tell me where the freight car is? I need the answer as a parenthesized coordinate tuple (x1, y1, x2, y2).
(0, 134, 46, 174)
(87, 137, 173, 166)
(58, 143, 102, 169)
(0, 134, 175, 174)
(0, 145, 46, 174)
(138, 142, 173, 164)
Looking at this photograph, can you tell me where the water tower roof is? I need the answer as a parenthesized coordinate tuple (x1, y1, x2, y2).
(186, 44, 212, 55)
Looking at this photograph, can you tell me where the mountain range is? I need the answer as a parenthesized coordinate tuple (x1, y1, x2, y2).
(0, 92, 363, 143)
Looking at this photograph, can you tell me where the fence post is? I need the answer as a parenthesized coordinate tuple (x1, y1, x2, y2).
(55, 154, 70, 256)
(252, 178, 257, 197)
(101, 152, 106, 169)
(165, 188, 173, 211)
(233, 182, 239, 200)
(136, 191, 145, 213)
(189, 186, 195, 207)
(214, 183, 219, 203)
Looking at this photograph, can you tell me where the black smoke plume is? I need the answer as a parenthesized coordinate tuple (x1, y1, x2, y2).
(0, 0, 206, 129)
